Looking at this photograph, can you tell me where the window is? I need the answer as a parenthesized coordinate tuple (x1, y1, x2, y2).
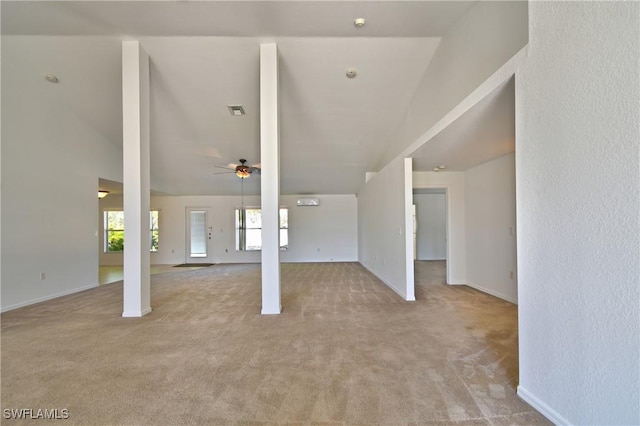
(104, 210, 159, 253)
(235, 208, 288, 251)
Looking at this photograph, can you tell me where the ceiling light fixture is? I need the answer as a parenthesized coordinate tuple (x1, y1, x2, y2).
(235, 159, 251, 179)
(98, 190, 110, 199)
(346, 68, 357, 79)
(228, 105, 245, 116)
(433, 165, 447, 172)
(354, 18, 366, 28)
(236, 168, 250, 179)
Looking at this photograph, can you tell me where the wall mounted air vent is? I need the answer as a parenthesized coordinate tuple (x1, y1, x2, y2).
(297, 198, 320, 206)
(228, 105, 245, 116)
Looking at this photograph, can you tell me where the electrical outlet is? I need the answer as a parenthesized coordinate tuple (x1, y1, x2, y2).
(510, 271, 514, 280)
(40, 272, 46, 280)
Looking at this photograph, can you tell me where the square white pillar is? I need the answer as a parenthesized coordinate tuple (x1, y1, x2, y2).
(122, 41, 151, 318)
(260, 43, 281, 315)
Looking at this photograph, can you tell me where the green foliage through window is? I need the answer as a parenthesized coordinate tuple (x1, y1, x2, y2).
(104, 210, 159, 253)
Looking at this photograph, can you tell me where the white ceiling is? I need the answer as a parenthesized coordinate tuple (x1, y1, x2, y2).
(2, 1, 515, 196)
(411, 77, 515, 172)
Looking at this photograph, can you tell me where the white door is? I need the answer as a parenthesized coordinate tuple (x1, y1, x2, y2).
(186, 207, 212, 263)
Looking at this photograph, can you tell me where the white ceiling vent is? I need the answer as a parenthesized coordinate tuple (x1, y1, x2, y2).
(228, 105, 245, 116)
(297, 197, 320, 206)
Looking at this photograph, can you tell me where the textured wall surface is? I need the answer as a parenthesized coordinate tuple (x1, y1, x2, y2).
(358, 157, 414, 300)
(516, 2, 640, 424)
(465, 154, 517, 303)
(1, 37, 123, 312)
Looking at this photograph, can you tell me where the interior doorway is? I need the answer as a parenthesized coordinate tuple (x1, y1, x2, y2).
(413, 188, 447, 263)
(413, 188, 448, 293)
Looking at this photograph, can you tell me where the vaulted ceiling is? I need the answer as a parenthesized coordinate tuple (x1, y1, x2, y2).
(2, 1, 515, 196)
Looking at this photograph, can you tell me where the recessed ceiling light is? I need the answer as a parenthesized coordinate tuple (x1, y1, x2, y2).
(228, 105, 245, 116)
(354, 18, 366, 28)
(346, 68, 357, 79)
(438, 165, 446, 170)
(44, 73, 59, 83)
(433, 167, 440, 172)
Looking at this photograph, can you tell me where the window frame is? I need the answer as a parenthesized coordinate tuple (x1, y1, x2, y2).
(103, 210, 159, 253)
(235, 207, 288, 252)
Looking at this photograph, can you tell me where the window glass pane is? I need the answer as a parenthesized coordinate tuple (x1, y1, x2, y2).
(150, 211, 159, 252)
(104, 210, 159, 253)
(236, 207, 289, 251)
(190, 211, 207, 257)
(246, 208, 261, 229)
(246, 229, 262, 251)
(279, 208, 288, 229)
(279, 229, 288, 249)
(106, 211, 125, 252)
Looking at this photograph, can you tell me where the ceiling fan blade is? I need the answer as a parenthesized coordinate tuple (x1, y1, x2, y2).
(251, 163, 261, 169)
(215, 165, 235, 171)
(212, 171, 235, 175)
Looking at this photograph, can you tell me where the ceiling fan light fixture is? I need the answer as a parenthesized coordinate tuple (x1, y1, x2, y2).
(236, 169, 250, 179)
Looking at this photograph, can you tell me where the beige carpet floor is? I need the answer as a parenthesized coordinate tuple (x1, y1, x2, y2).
(1, 261, 550, 425)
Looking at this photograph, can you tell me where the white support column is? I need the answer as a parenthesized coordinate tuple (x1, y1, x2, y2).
(260, 43, 281, 315)
(122, 41, 151, 318)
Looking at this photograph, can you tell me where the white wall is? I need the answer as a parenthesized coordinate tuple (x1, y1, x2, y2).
(382, 1, 528, 166)
(465, 153, 516, 303)
(98, 194, 357, 265)
(413, 193, 446, 260)
(1, 36, 123, 312)
(358, 158, 414, 301)
(516, 2, 640, 424)
(413, 171, 466, 284)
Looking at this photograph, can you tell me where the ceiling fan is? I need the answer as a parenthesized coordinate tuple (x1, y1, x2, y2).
(214, 159, 261, 179)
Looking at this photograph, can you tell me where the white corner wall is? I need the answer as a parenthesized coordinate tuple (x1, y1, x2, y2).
(413, 193, 446, 261)
(358, 158, 414, 301)
(413, 171, 466, 284)
(465, 154, 516, 303)
(516, 2, 640, 424)
(1, 36, 123, 312)
(98, 194, 357, 266)
(382, 0, 528, 165)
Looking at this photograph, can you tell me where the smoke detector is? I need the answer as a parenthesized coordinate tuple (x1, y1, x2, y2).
(346, 68, 357, 79)
(44, 73, 59, 83)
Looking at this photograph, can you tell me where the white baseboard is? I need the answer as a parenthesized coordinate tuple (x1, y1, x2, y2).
(122, 307, 153, 318)
(518, 385, 572, 426)
(1, 283, 99, 313)
(466, 281, 517, 304)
